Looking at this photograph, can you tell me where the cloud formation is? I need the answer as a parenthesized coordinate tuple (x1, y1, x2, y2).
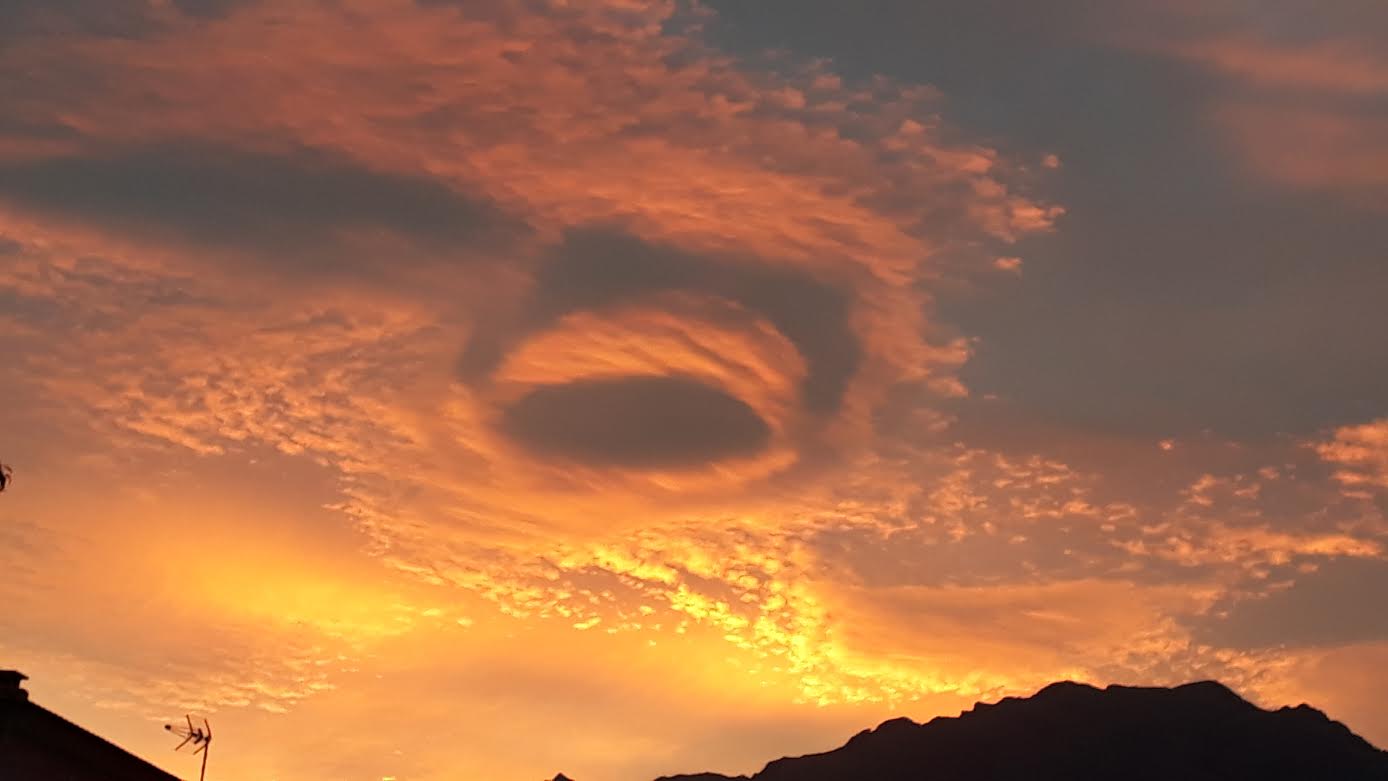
(1, 2, 1385, 780)
(1145, 12, 1388, 209)
(500, 375, 773, 468)
(0, 143, 514, 270)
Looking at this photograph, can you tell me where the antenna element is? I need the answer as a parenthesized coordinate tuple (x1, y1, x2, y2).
(165, 715, 213, 781)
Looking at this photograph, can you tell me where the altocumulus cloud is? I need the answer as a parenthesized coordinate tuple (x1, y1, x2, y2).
(5, 4, 1385, 780)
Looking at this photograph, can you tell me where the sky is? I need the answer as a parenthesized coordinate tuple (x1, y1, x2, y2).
(1, 1, 1386, 779)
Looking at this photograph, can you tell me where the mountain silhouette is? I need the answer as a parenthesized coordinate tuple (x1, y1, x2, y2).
(656, 681, 1388, 781)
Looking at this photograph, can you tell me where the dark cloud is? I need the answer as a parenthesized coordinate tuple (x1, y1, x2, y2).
(0, 0, 247, 42)
(0, 144, 515, 275)
(950, 186, 1388, 439)
(708, 0, 1388, 439)
(167, 0, 248, 18)
(1193, 558, 1388, 650)
(0, 1, 149, 42)
(499, 375, 772, 469)
(461, 228, 861, 414)
(0, 115, 83, 146)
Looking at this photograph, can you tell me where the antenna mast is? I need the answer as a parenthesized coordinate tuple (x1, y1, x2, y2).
(165, 715, 213, 781)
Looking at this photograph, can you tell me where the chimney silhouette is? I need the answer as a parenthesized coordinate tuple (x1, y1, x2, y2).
(0, 670, 29, 702)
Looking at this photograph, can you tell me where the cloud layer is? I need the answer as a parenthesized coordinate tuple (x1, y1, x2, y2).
(1, 2, 1385, 780)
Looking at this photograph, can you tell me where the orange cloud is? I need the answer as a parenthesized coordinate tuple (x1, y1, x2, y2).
(1317, 418, 1388, 495)
(0, 0, 1066, 552)
(3, 4, 1384, 780)
(820, 578, 1222, 697)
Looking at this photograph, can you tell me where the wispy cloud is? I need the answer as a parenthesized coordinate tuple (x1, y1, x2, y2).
(1139, 15, 1388, 208)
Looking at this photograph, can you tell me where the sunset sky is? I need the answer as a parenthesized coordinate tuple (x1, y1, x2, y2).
(2, 1, 1387, 779)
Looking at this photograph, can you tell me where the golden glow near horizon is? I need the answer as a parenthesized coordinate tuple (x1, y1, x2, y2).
(2, 2, 1387, 779)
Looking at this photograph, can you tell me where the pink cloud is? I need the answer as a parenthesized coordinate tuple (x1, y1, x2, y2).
(1169, 38, 1388, 95)
(1140, 26, 1388, 207)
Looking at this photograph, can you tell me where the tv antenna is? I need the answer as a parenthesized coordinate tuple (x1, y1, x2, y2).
(165, 715, 213, 781)
(0, 462, 12, 493)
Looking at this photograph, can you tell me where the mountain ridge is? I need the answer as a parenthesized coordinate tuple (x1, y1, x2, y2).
(645, 680, 1388, 781)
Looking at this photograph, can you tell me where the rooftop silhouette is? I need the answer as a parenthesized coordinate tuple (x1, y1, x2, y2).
(0, 670, 178, 781)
